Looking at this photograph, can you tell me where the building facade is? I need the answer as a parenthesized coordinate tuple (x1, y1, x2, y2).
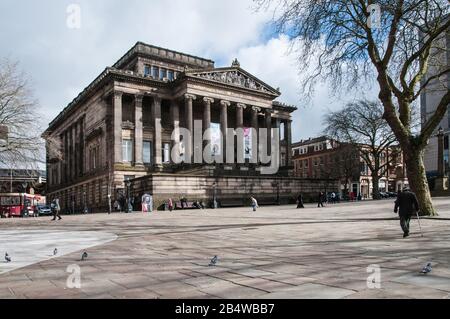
(43, 42, 309, 212)
(292, 136, 409, 198)
(421, 18, 450, 177)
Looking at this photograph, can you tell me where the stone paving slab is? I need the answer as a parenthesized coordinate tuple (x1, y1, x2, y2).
(0, 198, 449, 299)
(259, 283, 355, 299)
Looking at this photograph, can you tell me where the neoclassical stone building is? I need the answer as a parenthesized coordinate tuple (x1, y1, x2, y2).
(44, 42, 335, 211)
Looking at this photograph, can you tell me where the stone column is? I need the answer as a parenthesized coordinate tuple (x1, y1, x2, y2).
(220, 100, 230, 159)
(236, 103, 245, 128)
(285, 120, 292, 166)
(134, 94, 144, 166)
(251, 107, 260, 163)
(184, 94, 196, 163)
(203, 97, 214, 152)
(79, 117, 85, 176)
(113, 91, 123, 164)
(265, 110, 272, 155)
(152, 96, 162, 167)
(69, 126, 73, 179)
(171, 100, 180, 162)
(72, 124, 77, 177)
(73, 122, 78, 178)
(65, 131, 69, 183)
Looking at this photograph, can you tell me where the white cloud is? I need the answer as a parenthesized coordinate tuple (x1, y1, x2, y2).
(0, 0, 378, 142)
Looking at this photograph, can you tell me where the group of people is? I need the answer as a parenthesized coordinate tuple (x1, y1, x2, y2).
(50, 187, 421, 238)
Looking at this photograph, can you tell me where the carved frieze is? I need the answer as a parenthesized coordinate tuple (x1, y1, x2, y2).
(189, 69, 273, 94)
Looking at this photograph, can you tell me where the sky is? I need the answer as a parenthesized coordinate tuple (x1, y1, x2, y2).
(0, 0, 379, 142)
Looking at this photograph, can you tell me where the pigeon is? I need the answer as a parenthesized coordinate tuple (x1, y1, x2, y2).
(5, 252, 11, 263)
(421, 262, 432, 274)
(209, 255, 218, 266)
(53, 248, 58, 256)
(81, 252, 88, 261)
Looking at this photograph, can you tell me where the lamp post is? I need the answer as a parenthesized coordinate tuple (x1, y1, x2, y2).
(272, 181, 280, 205)
(21, 182, 28, 193)
(437, 126, 444, 178)
(83, 191, 88, 214)
(436, 127, 448, 191)
(125, 179, 132, 213)
(212, 182, 217, 209)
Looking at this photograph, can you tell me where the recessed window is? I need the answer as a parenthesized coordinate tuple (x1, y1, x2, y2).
(168, 70, 174, 81)
(151, 66, 159, 78)
(122, 139, 133, 162)
(144, 65, 151, 76)
(160, 68, 167, 80)
(143, 141, 152, 164)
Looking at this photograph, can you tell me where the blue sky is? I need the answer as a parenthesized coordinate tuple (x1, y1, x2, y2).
(0, 0, 378, 142)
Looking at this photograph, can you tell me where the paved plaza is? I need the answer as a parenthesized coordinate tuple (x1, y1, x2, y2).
(1, 198, 450, 299)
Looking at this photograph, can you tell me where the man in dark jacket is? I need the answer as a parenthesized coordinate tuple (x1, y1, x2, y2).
(317, 192, 324, 208)
(297, 193, 304, 208)
(394, 188, 419, 238)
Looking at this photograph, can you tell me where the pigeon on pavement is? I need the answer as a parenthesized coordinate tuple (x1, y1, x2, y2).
(209, 255, 218, 266)
(5, 252, 11, 263)
(421, 262, 432, 274)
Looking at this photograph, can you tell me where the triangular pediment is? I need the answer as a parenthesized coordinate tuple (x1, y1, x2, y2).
(186, 67, 280, 96)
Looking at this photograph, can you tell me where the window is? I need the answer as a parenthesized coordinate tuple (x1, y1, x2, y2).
(122, 139, 133, 162)
(168, 70, 174, 81)
(143, 141, 152, 164)
(160, 68, 167, 80)
(162, 143, 170, 163)
(144, 65, 151, 76)
(151, 66, 159, 78)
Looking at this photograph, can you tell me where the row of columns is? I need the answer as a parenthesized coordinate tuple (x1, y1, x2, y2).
(112, 91, 292, 167)
(58, 117, 84, 185)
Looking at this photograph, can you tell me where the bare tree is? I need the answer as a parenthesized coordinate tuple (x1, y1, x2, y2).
(324, 100, 397, 199)
(0, 58, 43, 170)
(255, 0, 449, 215)
(333, 143, 361, 198)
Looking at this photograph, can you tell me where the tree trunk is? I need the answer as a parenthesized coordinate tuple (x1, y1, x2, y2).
(404, 147, 437, 216)
(372, 174, 381, 200)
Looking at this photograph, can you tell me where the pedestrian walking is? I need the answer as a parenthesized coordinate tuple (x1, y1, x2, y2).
(296, 193, 304, 208)
(317, 192, 324, 208)
(168, 198, 173, 212)
(250, 197, 258, 212)
(394, 188, 420, 238)
(51, 198, 62, 221)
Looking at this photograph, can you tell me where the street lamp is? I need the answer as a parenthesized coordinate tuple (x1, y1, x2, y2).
(21, 182, 28, 193)
(437, 126, 445, 178)
(125, 179, 132, 213)
(272, 181, 280, 205)
(83, 191, 88, 214)
(212, 182, 217, 209)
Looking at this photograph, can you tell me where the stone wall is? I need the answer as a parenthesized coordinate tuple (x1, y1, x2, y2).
(130, 173, 339, 209)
